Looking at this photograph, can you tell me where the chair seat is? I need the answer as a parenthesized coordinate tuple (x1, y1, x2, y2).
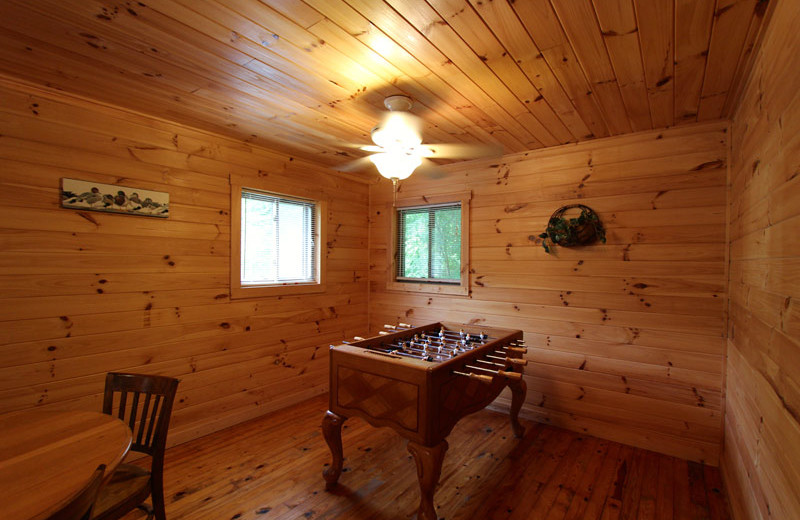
(91, 463, 152, 520)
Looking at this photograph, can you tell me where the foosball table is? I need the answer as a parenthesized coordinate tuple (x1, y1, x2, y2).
(321, 322, 528, 520)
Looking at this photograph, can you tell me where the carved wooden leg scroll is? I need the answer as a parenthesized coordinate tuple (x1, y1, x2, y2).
(322, 410, 346, 490)
(407, 440, 448, 520)
(508, 377, 527, 438)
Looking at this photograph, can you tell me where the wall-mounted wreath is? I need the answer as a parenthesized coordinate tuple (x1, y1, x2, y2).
(539, 204, 605, 253)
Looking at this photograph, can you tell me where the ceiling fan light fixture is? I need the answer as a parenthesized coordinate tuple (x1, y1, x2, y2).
(369, 151, 422, 181)
(371, 112, 423, 149)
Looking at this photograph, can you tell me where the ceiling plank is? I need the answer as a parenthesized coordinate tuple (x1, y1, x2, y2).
(513, 0, 612, 139)
(674, 0, 715, 125)
(591, 0, 652, 132)
(302, 0, 518, 147)
(550, 0, 633, 135)
(382, 0, 548, 149)
(467, 0, 592, 141)
(699, 0, 758, 120)
(0, 0, 773, 170)
(427, 0, 573, 145)
(634, 0, 675, 129)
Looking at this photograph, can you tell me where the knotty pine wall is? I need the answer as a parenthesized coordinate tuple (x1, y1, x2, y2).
(0, 79, 368, 446)
(368, 122, 729, 464)
(722, 0, 800, 517)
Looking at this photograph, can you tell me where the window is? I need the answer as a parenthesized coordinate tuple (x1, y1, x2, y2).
(397, 203, 461, 283)
(389, 192, 470, 295)
(231, 184, 326, 298)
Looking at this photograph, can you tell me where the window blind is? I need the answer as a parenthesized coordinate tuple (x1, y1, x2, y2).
(397, 202, 461, 284)
(241, 189, 317, 285)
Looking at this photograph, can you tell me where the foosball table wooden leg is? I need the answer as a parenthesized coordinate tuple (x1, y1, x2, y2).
(407, 439, 449, 520)
(509, 377, 527, 438)
(322, 410, 346, 489)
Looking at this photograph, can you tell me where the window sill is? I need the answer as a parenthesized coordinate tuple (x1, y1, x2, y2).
(386, 281, 468, 296)
(231, 282, 326, 299)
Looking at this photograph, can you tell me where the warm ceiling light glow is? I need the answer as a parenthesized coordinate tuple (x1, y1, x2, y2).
(369, 151, 422, 180)
(370, 112, 423, 149)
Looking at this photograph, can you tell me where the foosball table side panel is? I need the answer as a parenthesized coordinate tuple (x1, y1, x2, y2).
(328, 346, 431, 445)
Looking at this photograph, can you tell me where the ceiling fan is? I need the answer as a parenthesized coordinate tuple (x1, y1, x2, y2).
(336, 95, 501, 184)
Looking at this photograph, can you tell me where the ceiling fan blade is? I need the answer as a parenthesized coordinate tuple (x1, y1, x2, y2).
(333, 156, 374, 172)
(420, 143, 502, 159)
(415, 157, 447, 179)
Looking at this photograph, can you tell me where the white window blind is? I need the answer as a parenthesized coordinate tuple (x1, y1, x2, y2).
(240, 189, 317, 285)
(397, 202, 461, 284)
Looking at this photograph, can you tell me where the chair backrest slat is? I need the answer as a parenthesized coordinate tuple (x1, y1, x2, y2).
(135, 392, 152, 446)
(117, 391, 128, 421)
(128, 391, 141, 433)
(102, 373, 179, 457)
(144, 394, 162, 446)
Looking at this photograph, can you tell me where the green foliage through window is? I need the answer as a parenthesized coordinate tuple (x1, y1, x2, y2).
(397, 203, 461, 283)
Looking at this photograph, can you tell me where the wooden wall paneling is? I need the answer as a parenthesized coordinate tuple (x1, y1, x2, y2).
(723, 0, 800, 518)
(0, 80, 369, 449)
(368, 122, 728, 463)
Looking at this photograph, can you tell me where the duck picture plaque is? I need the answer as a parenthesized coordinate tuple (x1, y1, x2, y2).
(60, 178, 169, 218)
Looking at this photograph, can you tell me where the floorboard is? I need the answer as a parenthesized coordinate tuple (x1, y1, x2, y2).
(117, 394, 731, 520)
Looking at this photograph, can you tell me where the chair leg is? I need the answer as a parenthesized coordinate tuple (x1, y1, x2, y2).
(151, 486, 167, 520)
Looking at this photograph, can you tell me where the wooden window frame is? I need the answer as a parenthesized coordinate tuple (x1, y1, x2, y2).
(387, 191, 471, 296)
(231, 180, 327, 299)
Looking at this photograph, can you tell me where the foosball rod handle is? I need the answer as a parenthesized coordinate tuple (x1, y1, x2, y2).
(452, 370, 493, 384)
(489, 353, 528, 366)
(499, 370, 524, 381)
(465, 364, 524, 381)
(504, 346, 528, 354)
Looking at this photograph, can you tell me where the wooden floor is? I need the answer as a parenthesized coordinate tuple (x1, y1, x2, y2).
(119, 394, 730, 520)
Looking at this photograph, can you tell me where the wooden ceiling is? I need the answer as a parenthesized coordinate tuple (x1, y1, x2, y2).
(0, 0, 771, 171)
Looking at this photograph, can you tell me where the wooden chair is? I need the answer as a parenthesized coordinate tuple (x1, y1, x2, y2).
(47, 464, 106, 520)
(92, 373, 179, 520)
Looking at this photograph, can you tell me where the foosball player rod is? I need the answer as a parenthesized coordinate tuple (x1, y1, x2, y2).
(435, 330, 493, 342)
(475, 359, 506, 368)
(386, 341, 452, 360)
(501, 345, 528, 354)
(401, 339, 459, 355)
(388, 323, 488, 342)
(452, 370, 493, 384)
(464, 364, 523, 381)
(488, 353, 528, 365)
